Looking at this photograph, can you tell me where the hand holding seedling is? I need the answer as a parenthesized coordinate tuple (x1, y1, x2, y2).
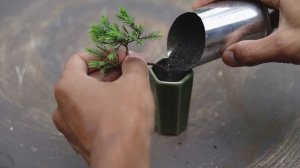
(53, 53, 154, 168)
(53, 8, 160, 168)
(86, 7, 162, 74)
(193, 0, 300, 67)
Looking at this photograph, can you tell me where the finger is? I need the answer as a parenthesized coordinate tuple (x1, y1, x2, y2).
(222, 33, 283, 66)
(89, 71, 102, 81)
(52, 109, 84, 155)
(102, 69, 122, 81)
(121, 52, 148, 79)
(89, 69, 122, 81)
(64, 53, 97, 74)
(52, 108, 71, 136)
(261, 0, 280, 9)
(192, 0, 215, 9)
(118, 50, 127, 63)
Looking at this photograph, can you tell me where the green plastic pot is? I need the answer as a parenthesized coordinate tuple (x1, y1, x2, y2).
(149, 58, 194, 136)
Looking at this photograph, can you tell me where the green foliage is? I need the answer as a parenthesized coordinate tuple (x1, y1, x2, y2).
(86, 7, 162, 74)
(85, 48, 104, 58)
(88, 60, 106, 69)
(107, 50, 117, 61)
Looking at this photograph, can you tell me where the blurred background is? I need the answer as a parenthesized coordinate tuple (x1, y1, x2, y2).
(0, 0, 300, 168)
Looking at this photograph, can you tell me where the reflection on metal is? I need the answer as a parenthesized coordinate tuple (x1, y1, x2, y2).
(198, 8, 258, 31)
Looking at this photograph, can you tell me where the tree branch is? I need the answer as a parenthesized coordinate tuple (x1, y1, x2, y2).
(87, 7, 162, 74)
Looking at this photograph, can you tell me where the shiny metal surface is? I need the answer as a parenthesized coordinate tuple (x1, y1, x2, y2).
(168, 1, 272, 70)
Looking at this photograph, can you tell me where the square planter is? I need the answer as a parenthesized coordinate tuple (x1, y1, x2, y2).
(149, 58, 194, 136)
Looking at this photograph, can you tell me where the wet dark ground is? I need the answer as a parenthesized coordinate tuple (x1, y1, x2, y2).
(0, 0, 300, 168)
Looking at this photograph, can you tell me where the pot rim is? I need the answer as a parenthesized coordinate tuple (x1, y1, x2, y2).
(149, 58, 193, 85)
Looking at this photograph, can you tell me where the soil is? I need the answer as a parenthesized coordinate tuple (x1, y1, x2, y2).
(167, 38, 202, 71)
(153, 58, 190, 82)
(154, 37, 202, 82)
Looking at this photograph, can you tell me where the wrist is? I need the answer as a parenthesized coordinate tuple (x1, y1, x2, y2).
(90, 109, 153, 168)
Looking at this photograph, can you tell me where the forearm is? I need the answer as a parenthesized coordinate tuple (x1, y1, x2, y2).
(90, 119, 152, 168)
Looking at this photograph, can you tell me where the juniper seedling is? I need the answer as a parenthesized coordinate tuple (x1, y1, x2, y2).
(87, 7, 162, 74)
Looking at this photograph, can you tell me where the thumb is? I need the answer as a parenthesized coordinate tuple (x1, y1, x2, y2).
(192, 0, 215, 9)
(261, 0, 280, 9)
(222, 33, 283, 67)
(121, 52, 148, 78)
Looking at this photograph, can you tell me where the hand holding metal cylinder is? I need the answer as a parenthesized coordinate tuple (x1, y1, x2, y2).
(167, 1, 274, 71)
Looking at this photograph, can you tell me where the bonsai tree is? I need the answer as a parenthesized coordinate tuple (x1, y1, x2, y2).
(87, 7, 162, 74)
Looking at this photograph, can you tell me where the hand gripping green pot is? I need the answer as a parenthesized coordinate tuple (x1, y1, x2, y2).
(149, 58, 194, 136)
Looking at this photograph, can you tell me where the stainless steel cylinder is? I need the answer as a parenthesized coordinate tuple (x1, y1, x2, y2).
(167, 1, 272, 71)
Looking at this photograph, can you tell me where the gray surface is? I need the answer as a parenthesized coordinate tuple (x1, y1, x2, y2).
(0, 0, 300, 168)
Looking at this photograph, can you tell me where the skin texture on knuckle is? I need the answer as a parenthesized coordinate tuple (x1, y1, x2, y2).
(54, 71, 74, 103)
(52, 107, 92, 162)
(274, 31, 300, 63)
(274, 34, 288, 55)
(232, 44, 257, 66)
(54, 79, 66, 102)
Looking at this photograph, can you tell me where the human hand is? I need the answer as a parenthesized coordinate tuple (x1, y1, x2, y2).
(52, 52, 154, 168)
(192, 0, 300, 66)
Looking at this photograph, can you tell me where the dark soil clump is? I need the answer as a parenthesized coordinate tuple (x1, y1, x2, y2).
(167, 38, 201, 71)
(153, 59, 189, 82)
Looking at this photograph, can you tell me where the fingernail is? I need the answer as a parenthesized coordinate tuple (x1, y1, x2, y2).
(125, 51, 147, 65)
(223, 51, 239, 67)
(126, 54, 147, 65)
